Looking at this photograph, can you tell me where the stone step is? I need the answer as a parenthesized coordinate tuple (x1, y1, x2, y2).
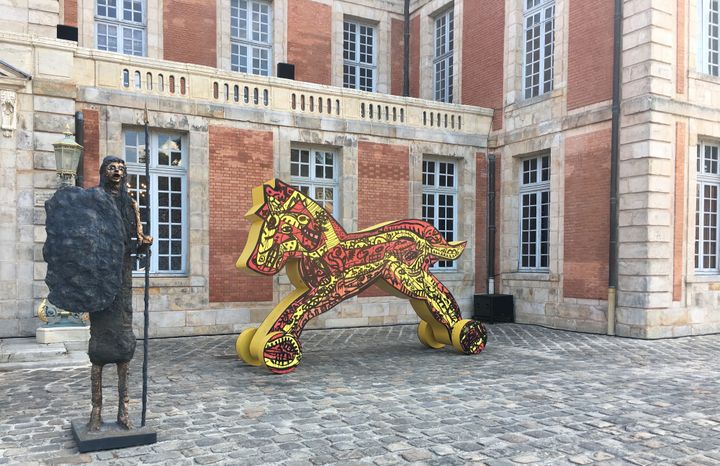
(0, 338, 89, 371)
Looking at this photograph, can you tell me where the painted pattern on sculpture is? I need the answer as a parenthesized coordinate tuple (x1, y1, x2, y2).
(235, 179, 487, 373)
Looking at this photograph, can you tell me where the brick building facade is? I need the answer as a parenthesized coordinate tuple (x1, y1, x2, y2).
(1, 0, 718, 339)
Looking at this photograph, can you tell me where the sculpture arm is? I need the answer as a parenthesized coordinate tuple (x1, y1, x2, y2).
(131, 198, 153, 248)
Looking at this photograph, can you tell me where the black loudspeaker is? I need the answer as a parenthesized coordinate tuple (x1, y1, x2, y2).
(277, 63, 295, 80)
(57, 25, 78, 42)
(473, 294, 515, 323)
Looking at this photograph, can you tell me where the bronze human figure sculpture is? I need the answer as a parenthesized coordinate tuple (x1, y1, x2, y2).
(87, 156, 152, 431)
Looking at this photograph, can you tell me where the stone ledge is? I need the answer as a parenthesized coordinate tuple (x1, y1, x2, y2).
(0, 337, 89, 371)
(36, 325, 89, 343)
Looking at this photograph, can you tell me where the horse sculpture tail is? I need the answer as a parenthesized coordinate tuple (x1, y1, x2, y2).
(429, 241, 466, 261)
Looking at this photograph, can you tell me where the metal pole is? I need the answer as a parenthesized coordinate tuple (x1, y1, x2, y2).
(141, 107, 150, 426)
(608, 0, 623, 336)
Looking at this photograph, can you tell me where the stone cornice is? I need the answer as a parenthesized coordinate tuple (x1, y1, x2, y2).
(0, 59, 32, 91)
(622, 94, 720, 123)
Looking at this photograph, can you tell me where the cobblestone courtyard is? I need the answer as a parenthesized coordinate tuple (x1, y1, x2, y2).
(1, 324, 720, 465)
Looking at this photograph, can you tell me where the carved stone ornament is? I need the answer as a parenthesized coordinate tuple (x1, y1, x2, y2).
(0, 90, 16, 138)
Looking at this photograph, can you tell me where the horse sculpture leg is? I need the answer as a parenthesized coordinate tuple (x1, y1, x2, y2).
(241, 285, 346, 374)
(419, 273, 487, 354)
(382, 262, 487, 354)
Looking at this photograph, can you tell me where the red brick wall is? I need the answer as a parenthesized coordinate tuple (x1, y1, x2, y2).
(567, 0, 614, 110)
(563, 129, 611, 299)
(673, 122, 686, 301)
(409, 15, 420, 98)
(287, 0, 331, 85)
(357, 141, 410, 297)
(81, 109, 100, 188)
(391, 18, 405, 96)
(63, 0, 78, 26)
(163, 0, 217, 67)
(208, 126, 274, 302)
(462, 0, 504, 130)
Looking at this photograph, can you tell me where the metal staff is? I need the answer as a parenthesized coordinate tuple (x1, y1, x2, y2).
(141, 106, 151, 427)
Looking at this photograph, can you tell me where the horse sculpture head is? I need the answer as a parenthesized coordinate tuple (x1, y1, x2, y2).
(238, 179, 326, 275)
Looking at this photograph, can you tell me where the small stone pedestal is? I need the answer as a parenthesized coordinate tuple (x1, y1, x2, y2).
(71, 419, 157, 453)
(36, 325, 90, 344)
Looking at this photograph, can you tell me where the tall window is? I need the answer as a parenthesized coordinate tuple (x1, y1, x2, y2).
(231, 0, 272, 76)
(124, 130, 188, 274)
(95, 0, 145, 56)
(696, 142, 720, 271)
(701, 0, 720, 76)
(422, 159, 457, 269)
(523, 0, 554, 99)
(519, 154, 550, 270)
(433, 8, 454, 103)
(290, 148, 339, 217)
(343, 20, 376, 92)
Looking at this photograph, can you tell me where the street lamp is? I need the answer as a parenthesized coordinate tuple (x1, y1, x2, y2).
(35, 126, 87, 340)
(53, 125, 83, 187)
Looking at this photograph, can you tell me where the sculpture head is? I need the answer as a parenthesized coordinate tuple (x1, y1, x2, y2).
(99, 156, 127, 194)
(241, 180, 325, 275)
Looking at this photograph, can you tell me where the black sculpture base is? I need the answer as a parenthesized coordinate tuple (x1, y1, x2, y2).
(71, 419, 157, 453)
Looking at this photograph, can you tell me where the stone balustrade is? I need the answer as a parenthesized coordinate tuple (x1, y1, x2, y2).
(1, 32, 492, 140)
(71, 50, 490, 136)
(96, 60, 491, 135)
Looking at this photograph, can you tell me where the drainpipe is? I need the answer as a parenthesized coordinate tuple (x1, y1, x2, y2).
(74, 111, 84, 187)
(608, 0, 623, 336)
(487, 154, 496, 294)
(403, 0, 410, 97)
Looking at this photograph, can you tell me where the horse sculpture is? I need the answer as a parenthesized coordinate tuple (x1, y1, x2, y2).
(235, 179, 487, 373)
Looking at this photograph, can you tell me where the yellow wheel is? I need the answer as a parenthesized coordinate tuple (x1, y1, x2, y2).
(236, 327, 263, 366)
(417, 320, 445, 349)
(451, 319, 487, 354)
(451, 319, 473, 352)
(261, 331, 302, 374)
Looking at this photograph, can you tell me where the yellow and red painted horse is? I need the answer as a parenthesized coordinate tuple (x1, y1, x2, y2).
(236, 179, 487, 373)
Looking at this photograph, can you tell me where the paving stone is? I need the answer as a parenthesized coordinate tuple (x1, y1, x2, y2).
(568, 454, 594, 464)
(510, 453, 542, 464)
(400, 448, 433, 462)
(0, 324, 719, 464)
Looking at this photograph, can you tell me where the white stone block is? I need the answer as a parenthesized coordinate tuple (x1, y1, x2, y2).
(615, 306, 646, 326)
(216, 308, 249, 325)
(33, 96, 75, 115)
(619, 140, 672, 160)
(324, 317, 368, 328)
(28, 9, 58, 27)
(36, 325, 90, 344)
(151, 310, 186, 328)
(186, 310, 216, 327)
(37, 48, 74, 79)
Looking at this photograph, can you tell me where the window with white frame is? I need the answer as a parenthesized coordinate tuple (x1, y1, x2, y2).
(343, 20, 376, 92)
(701, 0, 719, 76)
(523, 0, 554, 99)
(231, 0, 272, 76)
(422, 159, 457, 269)
(95, 0, 145, 56)
(290, 148, 340, 217)
(124, 129, 188, 274)
(433, 8, 454, 103)
(519, 154, 550, 270)
(695, 142, 720, 271)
